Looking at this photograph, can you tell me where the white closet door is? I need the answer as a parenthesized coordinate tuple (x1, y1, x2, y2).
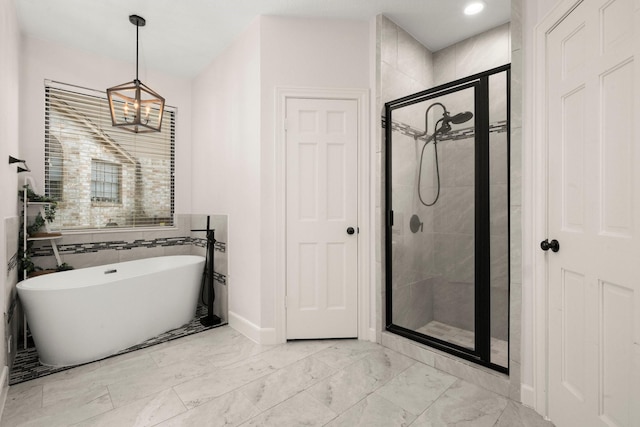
(285, 97, 359, 339)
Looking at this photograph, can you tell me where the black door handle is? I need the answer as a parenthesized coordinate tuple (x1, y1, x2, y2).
(540, 239, 560, 252)
(347, 227, 355, 235)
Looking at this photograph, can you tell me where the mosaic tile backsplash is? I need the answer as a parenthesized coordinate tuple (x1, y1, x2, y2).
(28, 214, 228, 284)
(30, 237, 226, 256)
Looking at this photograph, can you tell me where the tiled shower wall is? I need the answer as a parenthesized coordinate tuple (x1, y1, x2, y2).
(382, 18, 511, 334)
(431, 28, 511, 341)
(379, 15, 436, 331)
(508, 0, 524, 401)
(377, 7, 523, 400)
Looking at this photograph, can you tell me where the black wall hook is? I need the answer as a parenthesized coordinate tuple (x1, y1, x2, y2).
(8, 156, 30, 173)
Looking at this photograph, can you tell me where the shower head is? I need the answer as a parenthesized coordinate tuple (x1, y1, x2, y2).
(436, 111, 473, 135)
(415, 104, 473, 141)
(443, 111, 473, 125)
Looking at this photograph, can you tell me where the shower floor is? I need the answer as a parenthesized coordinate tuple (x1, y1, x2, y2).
(9, 304, 226, 385)
(416, 320, 508, 368)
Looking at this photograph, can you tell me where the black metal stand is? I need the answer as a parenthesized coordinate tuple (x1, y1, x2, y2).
(191, 216, 221, 327)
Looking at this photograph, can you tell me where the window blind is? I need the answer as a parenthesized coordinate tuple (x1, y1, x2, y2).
(44, 80, 176, 230)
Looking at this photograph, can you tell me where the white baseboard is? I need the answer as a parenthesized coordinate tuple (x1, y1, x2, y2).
(0, 366, 8, 421)
(230, 312, 372, 345)
(520, 384, 535, 408)
(228, 311, 277, 345)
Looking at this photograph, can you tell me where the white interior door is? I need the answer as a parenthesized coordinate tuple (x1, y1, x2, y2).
(285, 97, 358, 339)
(546, 1, 640, 426)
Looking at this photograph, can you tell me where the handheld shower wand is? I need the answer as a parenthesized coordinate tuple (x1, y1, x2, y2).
(415, 103, 473, 206)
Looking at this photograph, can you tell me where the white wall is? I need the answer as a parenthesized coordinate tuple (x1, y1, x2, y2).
(259, 16, 370, 329)
(0, 0, 21, 408)
(19, 36, 193, 213)
(190, 16, 370, 337)
(190, 19, 262, 329)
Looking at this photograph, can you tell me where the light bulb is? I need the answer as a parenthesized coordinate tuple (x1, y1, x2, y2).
(464, 1, 486, 15)
(124, 103, 129, 115)
(145, 105, 150, 118)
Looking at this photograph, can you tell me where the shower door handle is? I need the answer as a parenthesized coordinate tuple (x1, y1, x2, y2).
(540, 239, 560, 252)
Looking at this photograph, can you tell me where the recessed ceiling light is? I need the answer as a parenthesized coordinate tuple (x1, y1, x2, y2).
(464, 1, 486, 15)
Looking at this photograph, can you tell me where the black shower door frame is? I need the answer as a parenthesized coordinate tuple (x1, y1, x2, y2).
(384, 64, 511, 374)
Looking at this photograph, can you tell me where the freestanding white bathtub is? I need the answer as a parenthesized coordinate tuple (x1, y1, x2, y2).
(17, 255, 205, 367)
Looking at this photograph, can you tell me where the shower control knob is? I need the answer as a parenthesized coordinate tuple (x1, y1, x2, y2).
(347, 227, 355, 235)
(540, 239, 560, 253)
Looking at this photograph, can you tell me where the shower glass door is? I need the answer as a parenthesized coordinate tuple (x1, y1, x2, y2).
(385, 65, 510, 372)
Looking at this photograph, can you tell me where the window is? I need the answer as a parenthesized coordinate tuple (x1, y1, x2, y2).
(91, 160, 121, 203)
(45, 135, 63, 201)
(44, 81, 176, 230)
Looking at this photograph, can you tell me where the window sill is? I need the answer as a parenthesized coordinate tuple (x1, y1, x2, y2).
(91, 202, 122, 207)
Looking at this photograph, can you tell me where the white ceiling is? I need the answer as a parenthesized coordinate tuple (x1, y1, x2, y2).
(15, 0, 510, 79)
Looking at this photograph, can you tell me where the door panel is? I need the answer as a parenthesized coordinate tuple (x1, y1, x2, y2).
(601, 61, 633, 236)
(546, 0, 640, 425)
(601, 281, 634, 427)
(561, 87, 586, 232)
(285, 98, 358, 339)
(560, 268, 586, 401)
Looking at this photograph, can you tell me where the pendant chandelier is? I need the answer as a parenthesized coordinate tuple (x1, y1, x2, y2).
(107, 15, 165, 133)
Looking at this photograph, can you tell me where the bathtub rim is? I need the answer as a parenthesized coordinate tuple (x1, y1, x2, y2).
(17, 255, 205, 291)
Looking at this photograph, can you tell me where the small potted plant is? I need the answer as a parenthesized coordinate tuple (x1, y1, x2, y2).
(19, 185, 72, 278)
(21, 185, 60, 238)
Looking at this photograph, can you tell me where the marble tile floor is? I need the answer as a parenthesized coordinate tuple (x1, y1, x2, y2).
(416, 321, 509, 368)
(10, 304, 226, 386)
(1, 325, 554, 426)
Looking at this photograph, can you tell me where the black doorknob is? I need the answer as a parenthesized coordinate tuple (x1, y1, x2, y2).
(347, 227, 355, 235)
(540, 239, 560, 252)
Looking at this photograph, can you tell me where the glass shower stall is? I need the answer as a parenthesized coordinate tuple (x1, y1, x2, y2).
(384, 65, 510, 372)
